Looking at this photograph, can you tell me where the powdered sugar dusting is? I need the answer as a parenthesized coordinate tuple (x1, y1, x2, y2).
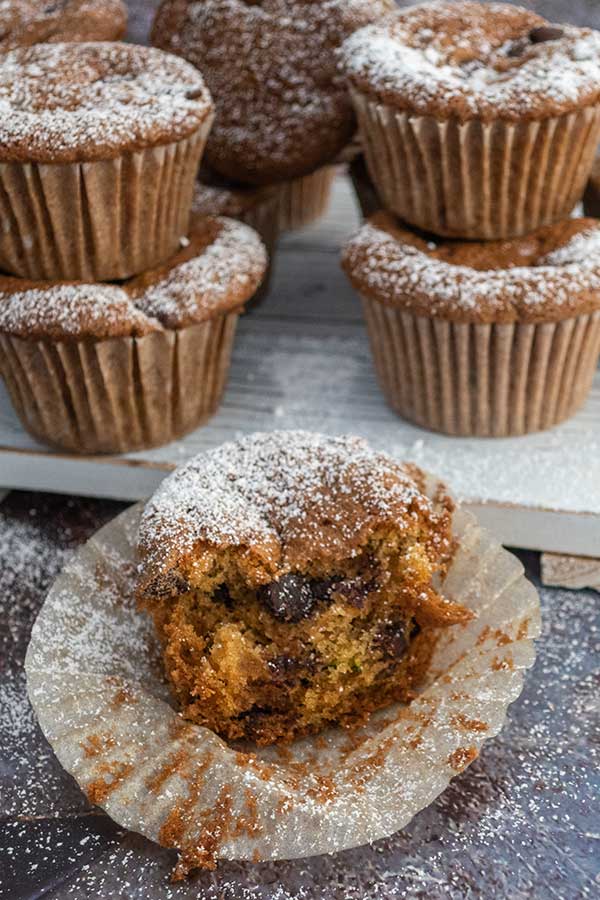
(342, 1, 600, 121)
(0, 217, 267, 338)
(138, 431, 440, 578)
(135, 218, 268, 329)
(152, 0, 394, 182)
(342, 219, 600, 322)
(0, 41, 212, 163)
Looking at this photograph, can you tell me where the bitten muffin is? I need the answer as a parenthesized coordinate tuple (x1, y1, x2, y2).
(136, 431, 471, 746)
(342, 212, 600, 436)
(0, 42, 214, 281)
(0, 0, 127, 48)
(0, 217, 266, 454)
(341, 1, 600, 239)
(151, 0, 393, 185)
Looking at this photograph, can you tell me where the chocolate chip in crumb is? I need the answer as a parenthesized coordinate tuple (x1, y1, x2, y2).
(310, 577, 340, 601)
(333, 576, 377, 609)
(375, 623, 410, 660)
(259, 574, 317, 622)
(213, 584, 234, 608)
(529, 26, 564, 44)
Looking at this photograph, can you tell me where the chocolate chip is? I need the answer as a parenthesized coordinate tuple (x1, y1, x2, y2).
(332, 576, 377, 609)
(375, 623, 409, 660)
(529, 26, 564, 44)
(213, 584, 234, 608)
(310, 577, 340, 601)
(259, 574, 317, 622)
(506, 39, 528, 58)
(185, 88, 206, 100)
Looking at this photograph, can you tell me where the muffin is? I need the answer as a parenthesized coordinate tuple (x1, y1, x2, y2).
(0, 217, 267, 454)
(151, 0, 393, 185)
(0, 0, 127, 48)
(342, 212, 600, 436)
(0, 42, 214, 281)
(341, 1, 600, 239)
(137, 431, 471, 746)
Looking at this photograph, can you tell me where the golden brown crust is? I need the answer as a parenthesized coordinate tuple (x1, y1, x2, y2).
(0, 0, 127, 49)
(341, 1, 600, 123)
(151, 0, 394, 184)
(0, 217, 267, 340)
(341, 211, 600, 324)
(0, 42, 213, 163)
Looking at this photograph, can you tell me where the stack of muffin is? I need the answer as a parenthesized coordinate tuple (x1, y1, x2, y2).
(340, 1, 600, 436)
(0, 5, 271, 454)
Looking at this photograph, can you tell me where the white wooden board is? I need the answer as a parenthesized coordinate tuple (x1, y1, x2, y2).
(1, 176, 599, 556)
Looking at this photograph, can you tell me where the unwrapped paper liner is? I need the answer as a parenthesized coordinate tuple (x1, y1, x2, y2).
(351, 89, 600, 239)
(25, 478, 540, 874)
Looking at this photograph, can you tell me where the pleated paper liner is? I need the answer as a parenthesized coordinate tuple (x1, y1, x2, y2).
(351, 89, 600, 240)
(25, 475, 540, 875)
(362, 299, 600, 437)
(232, 190, 280, 307)
(0, 120, 211, 282)
(0, 311, 238, 454)
(273, 165, 338, 232)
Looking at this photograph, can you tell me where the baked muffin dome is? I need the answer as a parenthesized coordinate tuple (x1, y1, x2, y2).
(0, 217, 267, 339)
(0, 41, 213, 164)
(341, 0, 600, 122)
(137, 431, 470, 745)
(0, 0, 127, 49)
(342, 212, 600, 324)
(151, 0, 394, 184)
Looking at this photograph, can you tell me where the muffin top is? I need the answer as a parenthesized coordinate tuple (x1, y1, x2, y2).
(137, 430, 452, 598)
(151, 0, 394, 184)
(342, 212, 600, 324)
(0, 217, 267, 340)
(0, 42, 213, 163)
(0, 0, 128, 49)
(341, 1, 600, 122)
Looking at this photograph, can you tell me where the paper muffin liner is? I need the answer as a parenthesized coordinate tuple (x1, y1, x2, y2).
(362, 297, 600, 436)
(0, 122, 211, 282)
(25, 477, 540, 874)
(273, 165, 338, 232)
(351, 90, 600, 239)
(0, 311, 238, 454)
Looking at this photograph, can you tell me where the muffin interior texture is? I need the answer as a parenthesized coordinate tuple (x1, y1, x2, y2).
(137, 432, 470, 745)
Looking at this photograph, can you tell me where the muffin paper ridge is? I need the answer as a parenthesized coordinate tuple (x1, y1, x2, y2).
(0, 312, 238, 454)
(24, 478, 540, 872)
(362, 300, 600, 436)
(0, 123, 211, 281)
(351, 90, 600, 240)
